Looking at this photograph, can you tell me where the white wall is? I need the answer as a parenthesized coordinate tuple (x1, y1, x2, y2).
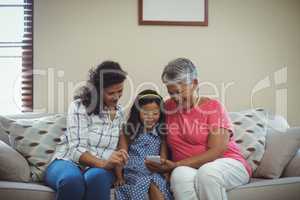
(34, 0, 300, 126)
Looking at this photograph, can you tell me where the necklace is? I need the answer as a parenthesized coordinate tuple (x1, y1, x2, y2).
(191, 95, 201, 109)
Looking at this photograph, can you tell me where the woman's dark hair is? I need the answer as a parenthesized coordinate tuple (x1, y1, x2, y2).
(74, 61, 127, 115)
(125, 89, 166, 141)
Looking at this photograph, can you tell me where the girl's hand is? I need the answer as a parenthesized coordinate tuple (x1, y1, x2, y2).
(163, 173, 171, 182)
(104, 151, 126, 170)
(145, 158, 177, 173)
(114, 177, 125, 187)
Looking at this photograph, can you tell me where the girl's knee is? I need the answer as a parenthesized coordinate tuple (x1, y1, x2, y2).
(149, 183, 164, 200)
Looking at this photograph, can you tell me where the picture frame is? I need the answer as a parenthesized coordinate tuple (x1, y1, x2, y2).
(138, 0, 208, 26)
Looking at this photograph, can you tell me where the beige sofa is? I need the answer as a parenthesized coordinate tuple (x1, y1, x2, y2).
(0, 112, 299, 200)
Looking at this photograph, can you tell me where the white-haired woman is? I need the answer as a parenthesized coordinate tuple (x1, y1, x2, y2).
(145, 58, 251, 200)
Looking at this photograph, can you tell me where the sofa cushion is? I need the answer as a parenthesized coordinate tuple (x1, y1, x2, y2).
(282, 149, 300, 177)
(229, 108, 268, 172)
(0, 181, 119, 200)
(8, 114, 67, 181)
(0, 141, 31, 182)
(254, 127, 300, 178)
(266, 115, 290, 132)
(0, 126, 10, 145)
(0, 181, 55, 200)
(5, 113, 57, 120)
(227, 177, 300, 200)
(0, 115, 15, 145)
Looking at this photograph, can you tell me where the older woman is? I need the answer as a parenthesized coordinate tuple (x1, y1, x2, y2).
(45, 61, 129, 200)
(145, 58, 252, 200)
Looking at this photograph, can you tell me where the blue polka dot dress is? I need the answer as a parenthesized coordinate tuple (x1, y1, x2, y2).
(115, 129, 173, 200)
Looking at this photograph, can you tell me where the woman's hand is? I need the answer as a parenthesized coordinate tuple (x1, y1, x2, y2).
(104, 150, 128, 170)
(145, 158, 177, 173)
(118, 149, 129, 164)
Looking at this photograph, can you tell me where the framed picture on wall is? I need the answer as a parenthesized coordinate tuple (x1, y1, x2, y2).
(138, 0, 208, 26)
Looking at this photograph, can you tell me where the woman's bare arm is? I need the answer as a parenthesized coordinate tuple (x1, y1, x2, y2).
(115, 131, 129, 179)
(145, 128, 231, 173)
(176, 128, 230, 168)
(118, 130, 129, 152)
(79, 151, 125, 170)
(160, 136, 171, 180)
(79, 152, 107, 168)
(160, 136, 168, 160)
(79, 131, 129, 170)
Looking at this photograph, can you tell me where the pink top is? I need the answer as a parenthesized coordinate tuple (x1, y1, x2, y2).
(165, 98, 252, 177)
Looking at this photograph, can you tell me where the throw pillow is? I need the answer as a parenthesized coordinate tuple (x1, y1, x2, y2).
(0, 115, 15, 145)
(0, 140, 31, 182)
(8, 114, 67, 181)
(282, 149, 300, 177)
(229, 108, 268, 172)
(253, 127, 300, 178)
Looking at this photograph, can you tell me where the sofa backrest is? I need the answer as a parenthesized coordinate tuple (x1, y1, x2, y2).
(5, 113, 58, 120)
(266, 114, 290, 132)
(0, 112, 293, 145)
(0, 113, 58, 146)
(0, 129, 10, 145)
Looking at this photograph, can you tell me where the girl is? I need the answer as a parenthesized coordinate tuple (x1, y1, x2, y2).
(45, 61, 129, 200)
(115, 90, 173, 200)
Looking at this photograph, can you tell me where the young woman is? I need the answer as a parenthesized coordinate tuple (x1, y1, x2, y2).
(145, 58, 252, 200)
(45, 61, 129, 200)
(115, 90, 172, 200)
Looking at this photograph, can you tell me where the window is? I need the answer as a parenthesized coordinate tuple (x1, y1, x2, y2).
(0, 0, 33, 114)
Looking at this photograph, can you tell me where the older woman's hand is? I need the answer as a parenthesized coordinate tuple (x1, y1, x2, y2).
(145, 158, 177, 173)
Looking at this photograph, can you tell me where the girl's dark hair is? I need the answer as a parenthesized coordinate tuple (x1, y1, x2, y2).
(74, 61, 127, 115)
(125, 89, 166, 141)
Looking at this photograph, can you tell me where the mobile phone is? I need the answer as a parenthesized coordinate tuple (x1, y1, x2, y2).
(145, 155, 161, 164)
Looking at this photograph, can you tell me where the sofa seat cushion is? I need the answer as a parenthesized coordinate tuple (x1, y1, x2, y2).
(0, 181, 55, 200)
(227, 177, 300, 200)
(1, 178, 299, 200)
(0, 181, 119, 200)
